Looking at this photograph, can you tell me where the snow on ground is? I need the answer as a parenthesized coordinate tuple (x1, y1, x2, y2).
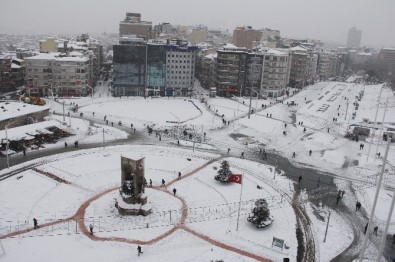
(3, 79, 395, 261)
(0, 144, 298, 261)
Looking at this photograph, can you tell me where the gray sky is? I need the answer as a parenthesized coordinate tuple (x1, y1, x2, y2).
(0, 0, 394, 48)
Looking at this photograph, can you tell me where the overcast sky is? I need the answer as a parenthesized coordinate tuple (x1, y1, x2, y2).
(0, 0, 394, 48)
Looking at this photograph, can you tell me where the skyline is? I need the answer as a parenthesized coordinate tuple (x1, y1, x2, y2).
(0, 0, 394, 48)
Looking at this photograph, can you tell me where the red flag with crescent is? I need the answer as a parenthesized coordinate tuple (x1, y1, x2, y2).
(228, 174, 242, 184)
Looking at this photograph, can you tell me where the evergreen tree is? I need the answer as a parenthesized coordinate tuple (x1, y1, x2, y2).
(247, 198, 273, 228)
(214, 160, 232, 183)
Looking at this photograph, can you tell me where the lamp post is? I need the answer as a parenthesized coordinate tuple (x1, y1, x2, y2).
(48, 88, 54, 118)
(87, 85, 93, 98)
(4, 125, 10, 168)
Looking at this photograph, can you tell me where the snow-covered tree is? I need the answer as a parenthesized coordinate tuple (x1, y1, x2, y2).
(247, 198, 273, 228)
(214, 160, 232, 183)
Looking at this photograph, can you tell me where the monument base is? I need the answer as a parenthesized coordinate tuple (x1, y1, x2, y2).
(116, 193, 152, 216)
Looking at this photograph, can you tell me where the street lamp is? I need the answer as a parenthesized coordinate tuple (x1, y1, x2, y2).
(4, 125, 10, 168)
(87, 85, 93, 98)
(48, 88, 54, 118)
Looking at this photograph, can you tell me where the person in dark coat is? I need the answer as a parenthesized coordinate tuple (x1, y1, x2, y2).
(309, 150, 312, 156)
(292, 152, 296, 158)
(149, 179, 152, 187)
(373, 226, 378, 236)
(241, 152, 244, 158)
(65, 142, 68, 147)
(137, 245, 143, 256)
(298, 175, 302, 183)
(89, 224, 94, 235)
(33, 218, 38, 229)
(227, 148, 230, 154)
(23, 147, 26, 156)
(161, 179, 165, 187)
(364, 222, 369, 235)
(74, 141, 78, 148)
(178, 172, 181, 180)
(173, 188, 177, 196)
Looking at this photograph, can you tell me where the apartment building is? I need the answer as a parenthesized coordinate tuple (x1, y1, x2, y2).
(378, 48, 395, 81)
(25, 53, 91, 96)
(289, 46, 318, 87)
(0, 54, 12, 92)
(260, 49, 290, 98)
(216, 44, 247, 97)
(119, 12, 153, 39)
(233, 26, 280, 49)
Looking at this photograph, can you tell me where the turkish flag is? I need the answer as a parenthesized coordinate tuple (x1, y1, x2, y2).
(228, 174, 242, 184)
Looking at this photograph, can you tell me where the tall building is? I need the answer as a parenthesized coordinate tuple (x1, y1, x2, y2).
(216, 44, 247, 97)
(289, 46, 318, 87)
(113, 36, 147, 97)
(346, 27, 362, 48)
(165, 40, 198, 96)
(378, 48, 395, 81)
(112, 37, 198, 97)
(119, 12, 153, 39)
(0, 54, 12, 92)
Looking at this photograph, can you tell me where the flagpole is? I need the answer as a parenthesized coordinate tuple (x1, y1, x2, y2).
(236, 174, 244, 231)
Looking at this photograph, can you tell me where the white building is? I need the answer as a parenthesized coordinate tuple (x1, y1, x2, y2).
(165, 42, 198, 96)
(25, 53, 91, 97)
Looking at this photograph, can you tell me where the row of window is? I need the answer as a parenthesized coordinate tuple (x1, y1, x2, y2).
(167, 65, 194, 69)
(167, 54, 192, 58)
(167, 59, 192, 63)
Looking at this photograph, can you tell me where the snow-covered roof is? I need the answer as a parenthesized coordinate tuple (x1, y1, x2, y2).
(0, 101, 49, 122)
(290, 46, 307, 52)
(0, 120, 60, 141)
(266, 49, 288, 56)
(11, 63, 21, 69)
(205, 53, 217, 60)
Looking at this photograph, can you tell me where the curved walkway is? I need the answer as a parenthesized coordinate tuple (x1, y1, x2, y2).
(1, 156, 274, 261)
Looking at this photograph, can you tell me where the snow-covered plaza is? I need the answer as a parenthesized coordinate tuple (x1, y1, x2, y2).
(1, 79, 395, 261)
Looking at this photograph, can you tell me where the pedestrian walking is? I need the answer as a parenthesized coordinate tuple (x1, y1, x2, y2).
(74, 141, 78, 148)
(309, 150, 312, 156)
(111, 122, 113, 127)
(178, 172, 181, 180)
(328, 128, 330, 133)
(159, 135, 161, 141)
(177, 140, 180, 146)
(373, 226, 378, 236)
(264, 152, 267, 159)
(241, 152, 244, 159)
(292, 152, 296, 158)
(131, 123, 133, 128)
(284, 123, 287, 128)
(23, 147, 26, 156)
(341, 190, 345, 197)
(133, 128, 136, 134)
(259, 148, 262, 154)
(161, 179, 165, 187)
(137, 245, 143, 256)
(298, 175, 302, 183)
(336, 194, 341, 204)
(33, 218, 38, 229)
(149, 179, 152, 187)
(65, 142, 68, 147)
(173, 188, 177, 196)
(227, 148, 230, 154)
(303, 127, 306, 133)
(364, 222, 368, 235)
(89, 224, 94, 235)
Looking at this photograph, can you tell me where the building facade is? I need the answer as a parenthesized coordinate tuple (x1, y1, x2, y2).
(25, 53, 91, 96)
(165, 41, 198, 96)
(216, 44, 247, 97)
(113, 36, 147, 97)
(379, 48, 395, 81)
(346, 27, 362, 48)
(119, 12, 153, 39)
